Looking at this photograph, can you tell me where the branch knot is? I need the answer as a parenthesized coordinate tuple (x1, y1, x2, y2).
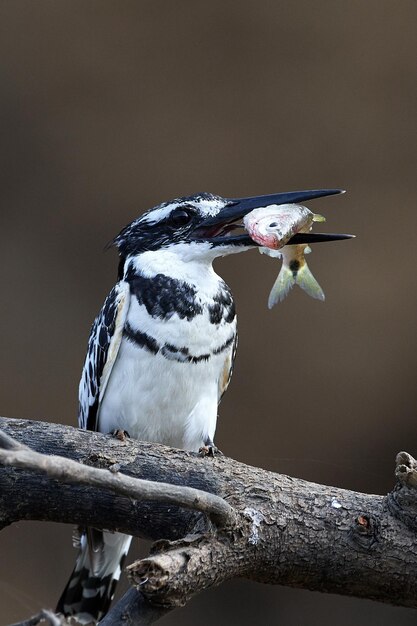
(387, 451, 417, 531)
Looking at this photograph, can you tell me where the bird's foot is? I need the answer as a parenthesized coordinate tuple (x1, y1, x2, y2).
(199, 439, 223, 457)
(111, 429, 131, 442)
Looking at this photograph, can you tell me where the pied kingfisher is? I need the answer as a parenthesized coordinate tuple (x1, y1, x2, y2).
(57, 188, 346, 623)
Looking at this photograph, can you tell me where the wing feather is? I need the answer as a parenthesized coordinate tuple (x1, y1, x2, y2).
(218, 332, 238, 403)
(78, 281, 130, 431)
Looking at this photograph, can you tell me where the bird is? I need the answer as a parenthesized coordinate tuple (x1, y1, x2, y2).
(57, 188, 348, 623)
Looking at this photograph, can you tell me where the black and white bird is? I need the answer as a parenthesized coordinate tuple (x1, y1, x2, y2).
(57, 188, 348, 623)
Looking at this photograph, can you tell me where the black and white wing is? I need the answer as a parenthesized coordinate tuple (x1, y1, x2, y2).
(78, 281, 130, 431)
(59, 281, 131, 622)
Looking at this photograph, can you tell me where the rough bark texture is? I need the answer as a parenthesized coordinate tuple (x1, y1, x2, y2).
(1, 416, 417, 616)
(0, 428, 234, 527)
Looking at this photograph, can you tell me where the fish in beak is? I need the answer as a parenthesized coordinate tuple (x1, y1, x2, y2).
(190, 188, 353, 246)
(242, 199, 354, 306)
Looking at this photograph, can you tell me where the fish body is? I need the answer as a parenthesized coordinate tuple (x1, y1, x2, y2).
(243, 203, 314, 249)
(243, 203, 325, 307)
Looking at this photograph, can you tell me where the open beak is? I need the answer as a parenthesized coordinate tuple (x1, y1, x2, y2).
(191, 188, 353, 246)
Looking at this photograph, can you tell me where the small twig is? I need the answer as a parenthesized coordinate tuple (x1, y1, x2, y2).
(0, 429, 236, 527)
(8, 609, 67, 626)
(0, 429, 28, 451)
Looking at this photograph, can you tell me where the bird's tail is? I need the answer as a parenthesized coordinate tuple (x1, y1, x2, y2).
(57, 528, 132, 624)
(268, 258, 325, 308)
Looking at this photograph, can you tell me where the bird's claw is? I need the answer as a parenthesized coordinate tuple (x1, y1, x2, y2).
(199, 441, 223, 457)
(111, 429, 131, 442)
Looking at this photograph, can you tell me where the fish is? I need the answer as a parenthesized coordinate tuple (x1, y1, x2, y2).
(243, 203, 326, 307)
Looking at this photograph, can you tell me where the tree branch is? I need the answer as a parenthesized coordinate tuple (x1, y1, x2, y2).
(0, 429, 235, 528)
(1, 415, 417, 621)
(99, 589, 171, 626)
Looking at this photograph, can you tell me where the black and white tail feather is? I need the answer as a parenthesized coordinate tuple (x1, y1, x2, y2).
(57, 529, 131, 623)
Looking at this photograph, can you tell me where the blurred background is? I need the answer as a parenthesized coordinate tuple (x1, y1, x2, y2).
(1, 1, 417, 624)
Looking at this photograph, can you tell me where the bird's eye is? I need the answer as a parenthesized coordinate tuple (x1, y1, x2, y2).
(169, 208, 193, 227)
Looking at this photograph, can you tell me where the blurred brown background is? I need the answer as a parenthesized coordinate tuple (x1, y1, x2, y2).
(1, 1, 417, 624)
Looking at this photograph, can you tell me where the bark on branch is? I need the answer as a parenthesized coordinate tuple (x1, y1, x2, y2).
(1, 415, 417, 622)
(0, 429, 235, 527)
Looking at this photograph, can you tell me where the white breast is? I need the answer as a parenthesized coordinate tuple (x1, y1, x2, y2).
(97, 336, 226, 451)
(97, 258, 235, 452)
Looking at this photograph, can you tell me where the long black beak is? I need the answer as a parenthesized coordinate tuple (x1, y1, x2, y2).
(287, 232, 355, 245)
(200, 188, 344, 228)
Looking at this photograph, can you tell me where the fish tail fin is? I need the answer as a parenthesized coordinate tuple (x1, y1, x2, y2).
(295, 261, 325, 301)
(268, 261, 325, 308)
(268, 265, 296, 308)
